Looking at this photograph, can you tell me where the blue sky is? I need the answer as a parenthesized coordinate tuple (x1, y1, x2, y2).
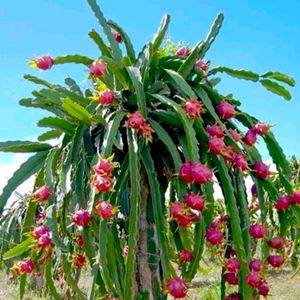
(1, 0, 300, 165)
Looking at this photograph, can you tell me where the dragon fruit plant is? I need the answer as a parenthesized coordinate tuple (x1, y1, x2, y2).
(0, 0, 298, 299)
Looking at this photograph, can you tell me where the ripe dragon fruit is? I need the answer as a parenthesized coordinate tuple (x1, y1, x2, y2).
(206, 228, 223, 245)
(92, 175, 114, 192)
(89, 60, 107, 77)
(267, 237, 284, 250)
(291, 191, 300, 205)
(94, 157, 117, 177)
(225, 257, 240, 272)
(195, 59, 208, 72)
(275, 196, 291, 211)
(253, 162, 270, 179)
(233, 152, 248, 171)
(249, 224, 267, 239)
(72, 253, 86, 268)
(34, 186, 51, 202)
(126, 112, 145, 129)
(184, 193, 205, 211)
(253, 122, 269, 136)
(72, 209, 91, 227)
(224, 272, 238, 285)
(75, 234, 84, 248)
(98, 90, 115, 106)
(206, 124, 224, 138)
(96, 200, 118, 220)
(165, 277, 188, 298)
(176, 47, 190, 57)
(178, 249, 193, 263)
(179, 161, 194, 184)
(36, 233, 52, 248)
(34, 55, 54, 70)
(208, 136, 226, 155)
(216, 101, 236, 119)
(191, 162, 213, 184)
(249, 259, 264, 273)
(258, 283, 270, 297)
(244, 129, 257, 147)
(32, 225, 49, 239)
(182, 98, 203, 119)
(228, 128, 241, 141)
(268, 255, 285, 268)
(246, 271, 263, 288)
(225, 293, 241, 300)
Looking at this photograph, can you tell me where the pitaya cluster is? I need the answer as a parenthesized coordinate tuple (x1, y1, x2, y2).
(179, 161, 213, 185)
(243, 122, 270, 147)
(275, 190, 300, 211)
(224, 257, 240, 286)
(92, 156, 118, 193)
(31, 224, 52, 249)
(125, 112, 154, 142)
(170, 201, 198, 227)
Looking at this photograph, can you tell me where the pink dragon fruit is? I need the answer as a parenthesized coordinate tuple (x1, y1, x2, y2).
(94, 157, 117, 177)
(126, 112, 145, 129)
(267, 237, 284, 250)
(224, 272, 238, 285)
(244, 129, 257, 146)
(184, 193, 205, 211)
(258, 283, 270, 297)
(228, 128, 241, 141)
(253, 122, 269, 136)
(32, 225, 49, 239)
(191, 163, 213, 184)
(216, 101, 236, 119)
(37, 233, 52, 248)
(176, 47, 190, 57)
(34, 186, 51, 202)
(75, 234, 84, 248)
(233, 152, 248, 171)
(165, 277, 188, 298)
(206, 228, 223, 245)
(72, 209, 91, 227)
(253, 162, 270, 179)
(249, 224, 267, 239)
(249, 259, 264, 272)
(89, 60, 107, 77)
(225, 257, 240, 272)
(92, 175, 114, 192)
(275, 196, 291, 211)
(225, 293, 241, 300)
(206, 124, 224, 138)
(291, 191, 300, 205)
(34, 56, 54, 70)
(98, 90, 115, 106)
(246, 271, 263, 288)
(195, 59, 208, 72)
(208, 136, 226, 155)
(20, 258, 35, 274)
(178, 249, 193, 263)
(268, 255, 284, 268)
(96, 201, 117, 220)
(72, 253, 86, 268)
(179, 161, 194, 184)
(170, 201, 186, 219)
(182, 99, 202, 119)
